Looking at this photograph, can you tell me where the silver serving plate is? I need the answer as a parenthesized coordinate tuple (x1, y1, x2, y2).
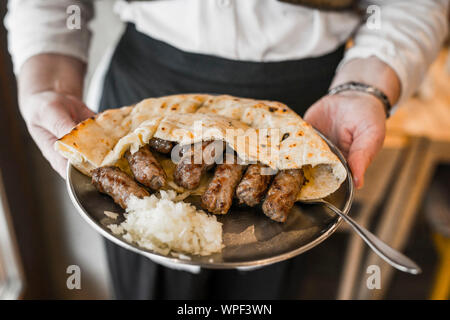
(66, 132, 354, 269)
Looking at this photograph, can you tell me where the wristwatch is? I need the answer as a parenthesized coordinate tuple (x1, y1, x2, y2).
(327, 81, 392, 118)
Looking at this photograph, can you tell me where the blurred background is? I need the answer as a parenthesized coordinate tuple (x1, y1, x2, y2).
(0, 1, 449, 300)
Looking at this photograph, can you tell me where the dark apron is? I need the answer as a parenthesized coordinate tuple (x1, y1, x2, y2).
(100, 23, 345, 299)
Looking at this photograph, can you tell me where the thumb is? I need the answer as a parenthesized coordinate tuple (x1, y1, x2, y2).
(303, 100, 334, 140)
(347, 128, 384, 189)
(76, 103, 95, 122)
(66, 95, 95, 122)
(43, 110, 77, 139)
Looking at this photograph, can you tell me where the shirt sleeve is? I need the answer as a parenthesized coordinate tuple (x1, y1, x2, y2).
(4, 0, 94, 74)
(338, 0, 448, 106)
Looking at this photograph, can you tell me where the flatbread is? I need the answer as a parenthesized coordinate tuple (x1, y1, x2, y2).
(55, 94, 346, 200)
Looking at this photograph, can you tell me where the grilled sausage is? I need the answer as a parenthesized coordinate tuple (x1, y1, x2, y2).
(201, 155, 245, 214)
(125, 145, 167, 190)
(262, 169, 304, 222)
(148, 137, 174, 154)
(236, 164, 273, 207)
(174, 141, 222, 189)
(91, 166, 150, 209)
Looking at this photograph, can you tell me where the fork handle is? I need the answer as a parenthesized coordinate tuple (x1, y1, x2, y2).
(321, 200, 422, 275)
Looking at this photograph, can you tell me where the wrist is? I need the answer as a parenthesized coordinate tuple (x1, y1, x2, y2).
(18, 54, 86, 102)
(328, 81, 392, 117)
(332, 56, 401, 107)
(331, 90, 387, 117)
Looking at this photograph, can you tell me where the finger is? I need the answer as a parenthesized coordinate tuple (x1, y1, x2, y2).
(303, 100, 334, 139)
(37, 102, 77, 139)
(347, 149, 368, 189)
(77, 104, 96, 122)
(304, 102, 326, 131)
(66, 95, 96, 122)
(29, 125, 68, 178)
(35, 94, 92, 138)
(347, 128, 384, 189)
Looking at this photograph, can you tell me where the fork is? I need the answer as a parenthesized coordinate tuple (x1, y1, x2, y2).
(301, 198, 422, 275)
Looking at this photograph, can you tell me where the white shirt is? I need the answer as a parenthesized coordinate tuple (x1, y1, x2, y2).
(4, 0, 449, 106)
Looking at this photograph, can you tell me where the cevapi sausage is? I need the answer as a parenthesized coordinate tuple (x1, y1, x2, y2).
(201, 155, 245, 214)
(91, 166, 150, 209)
(174, 141, 222, 190)
(174, 141, 210, 189)
(236, 163, 272, 207)
(262, 169, 304, 222)
(148, 137, 174, 154)
(125, 145, 167, 190)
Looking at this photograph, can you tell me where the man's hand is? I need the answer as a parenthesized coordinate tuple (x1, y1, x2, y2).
(304, 91, 386, 188)
(18, 54, 90, 178)
(21, 91, 94, 178)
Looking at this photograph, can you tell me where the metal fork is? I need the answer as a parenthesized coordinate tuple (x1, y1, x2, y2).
(301, 197, 422, 274)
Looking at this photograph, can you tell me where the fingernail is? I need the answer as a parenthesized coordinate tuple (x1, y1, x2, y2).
(354, 177, 363, 189)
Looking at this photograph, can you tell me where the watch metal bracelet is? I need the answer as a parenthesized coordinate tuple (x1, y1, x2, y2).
(327, 81, 392, 118)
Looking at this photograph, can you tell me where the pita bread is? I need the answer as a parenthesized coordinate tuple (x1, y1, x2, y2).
(55, 94, 346, 200)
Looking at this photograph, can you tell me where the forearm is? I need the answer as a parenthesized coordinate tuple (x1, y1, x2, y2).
(6, 0, 93, 75)
(338, 0, 448, 106)
(18, 54, 86, 108)
(331, 56, 401, 107)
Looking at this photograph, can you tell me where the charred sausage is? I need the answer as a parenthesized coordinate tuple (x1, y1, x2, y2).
(236, 163, 272, 207)
(148, 137, 174, 154)
(91, 166, 150, 209)
(201, 155, 245, 214)
(174, 141, 222, 190)
(262, 169, 304, 222)
(125, 145, 167, 190)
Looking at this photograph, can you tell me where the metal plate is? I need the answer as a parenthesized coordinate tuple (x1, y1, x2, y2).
(67, 132, 353, 269)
